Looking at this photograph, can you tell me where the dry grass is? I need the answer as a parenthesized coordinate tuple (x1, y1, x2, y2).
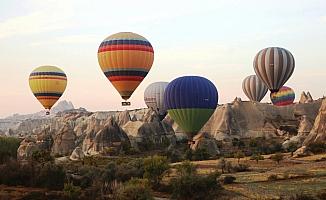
(185, 153, 326, 199)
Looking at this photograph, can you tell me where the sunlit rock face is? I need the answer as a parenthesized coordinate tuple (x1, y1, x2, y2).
(51, 123, 76, 156)
(303, 98, 326, 146)
(199, 98, 322, 141)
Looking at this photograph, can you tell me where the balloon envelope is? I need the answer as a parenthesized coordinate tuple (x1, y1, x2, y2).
(253, 47, 295, 92)
(242, 75, 268, 102)
(29, 65, 67, 111)
(164, 76, 218, 138)
(97, 32, 154, 101)
(144, 82, 169, 119)
(270, 86, 295, 106)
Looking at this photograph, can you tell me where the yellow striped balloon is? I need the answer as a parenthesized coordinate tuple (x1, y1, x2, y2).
(29, 66, 67, 114)
(97, 32, 154, 101)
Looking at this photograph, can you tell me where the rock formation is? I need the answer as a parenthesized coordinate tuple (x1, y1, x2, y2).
(17, 136, 39, 161)
(83, 117, 130, 155)
(51, 123, 76, 156)
(70, 147, 85, 161)
(13, 96, 325, 159)
(299, 92, 314, 104)
(303, 98, 326, 146)
(190, 132, 220, 156)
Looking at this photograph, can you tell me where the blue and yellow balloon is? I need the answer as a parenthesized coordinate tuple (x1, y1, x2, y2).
(164, 76, 218, 140)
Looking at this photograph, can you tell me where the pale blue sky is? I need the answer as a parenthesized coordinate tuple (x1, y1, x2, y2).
(0, 0, 325, 117)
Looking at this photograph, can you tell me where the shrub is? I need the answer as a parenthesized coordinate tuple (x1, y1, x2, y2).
(170, 172, 222, 200)
(143, 155, 170, 187)
(78, 166, 102, 188)
(175, 160, 197, 176)
(63, 182, 81, 200)
(0, 136, 21, 163)
(307, 142, 326, 154)
(232, 138, 245, 148)
(36, 162, 66, 190)
(250, 154, 264, 163)
(271, 152, 284, 164)
(116, 158, 144, 182)
(192, 148, 210, 161)
(116, 178, 154, 200)
(220, 175, 236, 184)
(166, 149, 182, 163)
(287, 142, 298, 156)
(267, 174, 279, 181)
(31, 150, 54, 164)
(184, 149, 193, 160)
(270, 141, 283, 153)
(0, 160, 35, 186)
(234, 150, 245, 164)
(232, 164, 250, 172)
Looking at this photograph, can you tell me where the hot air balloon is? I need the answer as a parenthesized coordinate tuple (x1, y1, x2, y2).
(253, 47, 295, 92)
(29, 66, 67, 115)
(270, 86, 295, 106)
(242, 75, 268, 102)
(97, 32, 154, 106)
(144, 82, 169, 120)
(164, 76, 218, 140)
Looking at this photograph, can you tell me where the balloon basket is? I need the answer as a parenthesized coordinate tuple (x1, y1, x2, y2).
(122, 102, 131, 106)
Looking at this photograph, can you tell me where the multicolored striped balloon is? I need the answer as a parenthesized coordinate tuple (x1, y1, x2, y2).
(254, 47, 295, 92)
(97, 32, 154, 101)
(29, 66, 67, 114)
(270, 86, 295, 106)
(164, 76, 218, 139)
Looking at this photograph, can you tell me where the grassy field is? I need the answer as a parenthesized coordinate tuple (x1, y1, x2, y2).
(182, 153, 326, 199)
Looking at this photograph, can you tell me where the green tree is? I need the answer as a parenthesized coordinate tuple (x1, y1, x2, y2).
(271, 152, 284, 165)
(175, 160, 197, 176)
(31, 150, 54, 164)
(184, 149, 193, 160)
(234, 150, 245, 164)
(143, 155, 169, 187)
(250, 154, 264, 163)
(63, 182, 81, 200)
(0, 137, 21, 163)
(116, 178, 154, 200)
(287, 142, 298, 157)
(36, 162, 65, 190)
(192, 148, 210, 161)
(101, 162, 117, 195)
(171, 172, 222, 200)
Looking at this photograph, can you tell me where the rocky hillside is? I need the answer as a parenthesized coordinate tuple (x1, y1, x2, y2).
(17, 108, 175, 161)
(11, 93, 326, 161)
(0, 100, 75, 134)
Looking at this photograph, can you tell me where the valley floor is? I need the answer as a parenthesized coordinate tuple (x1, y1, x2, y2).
(183, 153, 326, 199)
(1, 153, 325, 200)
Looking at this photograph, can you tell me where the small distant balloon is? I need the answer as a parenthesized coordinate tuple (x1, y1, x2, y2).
(97, 32, 154, 104)
(144, 82, 169, 120)
(253, 47, 295, 92)
(164, 76, 218, 140)
(270, 86, 295, 106)
(242, 75, 268, 102)
(29, 66, 67, 115)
